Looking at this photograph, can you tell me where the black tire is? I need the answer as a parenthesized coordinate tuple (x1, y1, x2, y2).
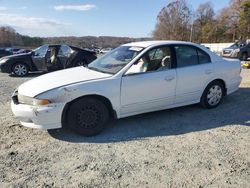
(66, 97, 109, 136)
(200, 81, 225, 109)
(75, 59, 87, 67)
(241, 53, 248, 61)
(12, 63, 29, 77)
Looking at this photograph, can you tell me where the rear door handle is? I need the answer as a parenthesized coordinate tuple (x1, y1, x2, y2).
(165, 76, 175, 81)
(205, 70, 213, 74)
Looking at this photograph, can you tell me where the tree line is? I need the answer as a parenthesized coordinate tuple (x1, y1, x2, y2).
(42, 36, 150, 49)
(0, 27, 43, 48)
(153, 0, 250, 43)
(0, 26, 150, 49)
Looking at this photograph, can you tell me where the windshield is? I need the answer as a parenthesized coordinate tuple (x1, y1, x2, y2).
(229, 43, 246, 49)
(88, 46, 144, 74)
(229, 44, 240, 48)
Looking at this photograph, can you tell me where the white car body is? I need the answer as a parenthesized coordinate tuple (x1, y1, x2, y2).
(11, 41, 242, 130)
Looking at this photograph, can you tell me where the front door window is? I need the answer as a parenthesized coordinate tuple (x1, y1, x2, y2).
(126, 46, 172, 75)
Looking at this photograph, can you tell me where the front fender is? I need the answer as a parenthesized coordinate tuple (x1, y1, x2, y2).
(36, 77, 122, 117)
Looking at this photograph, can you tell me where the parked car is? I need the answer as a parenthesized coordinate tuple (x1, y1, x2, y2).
(0, 48, 12, 58)
(15, 49, 32, 54)
(11, 41, 242, 136)
(0, 44, 97, 77)
(221, 42, 250, 61)
(100, 48, 113, 54)
(93, 48, 101, 54)
(5, 47, 22, 54)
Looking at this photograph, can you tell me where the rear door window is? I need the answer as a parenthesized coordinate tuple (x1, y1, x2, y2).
(175, 45, 211, 68)
(175, 46, 198, 68)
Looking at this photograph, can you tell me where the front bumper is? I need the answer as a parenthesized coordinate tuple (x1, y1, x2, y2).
(0, 63, 12, 73)
(11, 101, 65, 130)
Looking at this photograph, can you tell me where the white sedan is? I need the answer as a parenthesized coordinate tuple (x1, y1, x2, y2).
(11, 41, 242, 136)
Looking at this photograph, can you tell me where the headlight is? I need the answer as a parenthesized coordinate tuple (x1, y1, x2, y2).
(18, 94, 50, 106)
(0, 58, 8, 64)
(234, 49, 240, 53)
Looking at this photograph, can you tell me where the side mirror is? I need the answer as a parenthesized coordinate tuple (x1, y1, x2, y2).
(124, 64, 142, 76)
(124, 71, 135, 76)
(31, 51, 35, 56)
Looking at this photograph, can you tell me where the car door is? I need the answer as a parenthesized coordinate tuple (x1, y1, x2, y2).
(246, 43, 250, 57)
(174, 45, 214, 104)
(57, 45, 72, 68)
(32, 45, 48, 71)
(120, 46, 177, 117)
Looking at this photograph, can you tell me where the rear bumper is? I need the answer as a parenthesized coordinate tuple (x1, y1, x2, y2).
(11, 101, 65, 130)
(0, 63, 12, 73)
(227, 76, 242, 95)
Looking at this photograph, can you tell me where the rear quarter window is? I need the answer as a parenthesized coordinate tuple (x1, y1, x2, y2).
(197, 49, 211, 64)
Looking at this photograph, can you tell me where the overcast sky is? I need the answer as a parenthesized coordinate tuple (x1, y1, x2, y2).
(0, 0, 230, 37)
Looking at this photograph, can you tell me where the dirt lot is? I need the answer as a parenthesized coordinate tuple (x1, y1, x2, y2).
(0, 70, 249, 188)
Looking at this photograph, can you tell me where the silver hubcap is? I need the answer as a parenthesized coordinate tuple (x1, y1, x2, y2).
(207, 85, 223, 106)
(14, 64, 27, 76)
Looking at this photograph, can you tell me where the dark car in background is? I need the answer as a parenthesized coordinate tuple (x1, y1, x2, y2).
(0, 44, 97, 77)
(15, 49, 32, 54)
(5, 47, 22, 54)
(0, 48, 13, 58)
(222, 41, 250, 61)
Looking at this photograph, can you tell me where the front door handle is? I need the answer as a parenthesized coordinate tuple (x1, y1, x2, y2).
(165, 76, 175, 81)
(205, 70, 213, 74)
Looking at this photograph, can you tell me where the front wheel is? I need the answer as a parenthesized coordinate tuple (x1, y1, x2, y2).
(65, 97, 109, 136)
(12, 63, 29, 77)
(201, 81, 225, 109)
(75, 59, 87, 67)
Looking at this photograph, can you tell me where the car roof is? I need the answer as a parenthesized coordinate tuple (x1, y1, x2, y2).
(123, 40, 223, 62)
(122, 40, 195, 48)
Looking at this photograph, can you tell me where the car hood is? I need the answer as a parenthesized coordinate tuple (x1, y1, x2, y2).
(18, 67, 112, 97)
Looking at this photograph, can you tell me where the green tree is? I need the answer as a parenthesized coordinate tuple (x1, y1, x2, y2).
(193, 2, 215, 43)
(216, 0, 249, 42)
(239, 1, 250, 39)
(153, 0, 191, 41)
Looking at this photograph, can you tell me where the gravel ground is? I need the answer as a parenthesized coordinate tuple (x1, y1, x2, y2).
(0, 69, 249, 188)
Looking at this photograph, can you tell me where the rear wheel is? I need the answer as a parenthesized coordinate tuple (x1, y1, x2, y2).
(66, 97, 109, 136)
(12, 63, 29, 77)
(201, 81, 225, 109)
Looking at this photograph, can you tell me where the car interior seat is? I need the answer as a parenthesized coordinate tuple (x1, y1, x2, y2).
(158, 56, 171, 71)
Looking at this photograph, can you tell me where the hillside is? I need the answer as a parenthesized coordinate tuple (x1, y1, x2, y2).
(0, 26, 151, 49)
